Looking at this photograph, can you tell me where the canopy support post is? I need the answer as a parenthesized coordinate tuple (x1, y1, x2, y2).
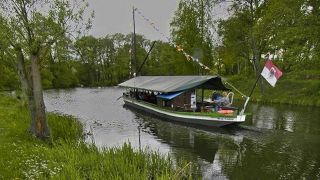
(201, 88, 204, 111)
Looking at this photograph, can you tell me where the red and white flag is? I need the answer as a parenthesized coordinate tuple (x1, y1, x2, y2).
(261, 60, 283, 87)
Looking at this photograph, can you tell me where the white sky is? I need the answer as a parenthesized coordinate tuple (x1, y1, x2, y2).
(88, 0, 179, 41)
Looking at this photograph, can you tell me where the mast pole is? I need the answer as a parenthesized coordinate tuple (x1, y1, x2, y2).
(133, 6, 137, 77)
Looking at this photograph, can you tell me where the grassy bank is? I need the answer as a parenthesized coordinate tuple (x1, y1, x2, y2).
(226, 70, 320, 106)
(0, 94, 196, 179)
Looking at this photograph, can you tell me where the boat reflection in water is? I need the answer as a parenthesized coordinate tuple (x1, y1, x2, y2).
(125, 104, 244, 178)
(125, 105, 320, 179)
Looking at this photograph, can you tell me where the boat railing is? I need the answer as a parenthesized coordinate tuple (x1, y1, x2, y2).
(227, 92, 235, 106)
(125, 96, 239, 117)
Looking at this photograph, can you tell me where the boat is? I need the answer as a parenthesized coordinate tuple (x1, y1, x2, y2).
(118, 8, 250, 127)
(118, 76, 247, 127)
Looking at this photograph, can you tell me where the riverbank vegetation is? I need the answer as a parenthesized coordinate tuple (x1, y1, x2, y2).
(0, 94, 196, 179)
(227, 70, 320, 107)
(1, 0, 319, 107)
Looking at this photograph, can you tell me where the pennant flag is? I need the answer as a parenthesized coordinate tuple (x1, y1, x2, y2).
(135, 7, 213, 71)
(261, 60, 283, 87)
(177, 46, 183, 52)
(186, 55, 190, 61)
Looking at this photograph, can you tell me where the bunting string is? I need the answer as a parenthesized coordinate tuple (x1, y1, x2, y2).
(134, 7, 212, 71)
(134, 7, 248, 98)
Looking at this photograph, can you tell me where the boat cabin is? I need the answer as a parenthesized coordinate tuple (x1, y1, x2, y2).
(119, 76, 231, 112)
(156, 90, 193, 109)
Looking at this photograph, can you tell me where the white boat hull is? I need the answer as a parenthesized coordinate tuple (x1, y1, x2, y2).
(123, 97, 246, 127)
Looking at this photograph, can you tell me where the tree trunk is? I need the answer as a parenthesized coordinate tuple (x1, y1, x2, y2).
(29, 52, 50, 138)
(16, 47, 36, 127)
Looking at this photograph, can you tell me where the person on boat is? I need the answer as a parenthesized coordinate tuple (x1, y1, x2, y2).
(213, 91, 230, 107)
(150, 92, 157, 104)
(211, 91, 222, 101)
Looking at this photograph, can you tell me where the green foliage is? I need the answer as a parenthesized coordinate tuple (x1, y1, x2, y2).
(226, 71, 320, 107)
(0, 25, 19, 90)
(217, 0, 320, 75)
(170, 0, 215, 74)
(0, 94, 197, 179)
(212, 0, 320, 106)
(144, 41, 191, 75)
(0, 0, 92, 92)
(0, 63, 19, 90)
(217, 0, 268, 75)
(48, 114, 83, 143)
(52, 62, 79, 89)
(41, 68, 54, 89)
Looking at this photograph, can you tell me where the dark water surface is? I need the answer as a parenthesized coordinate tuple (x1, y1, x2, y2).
(44, 87, 320, 179)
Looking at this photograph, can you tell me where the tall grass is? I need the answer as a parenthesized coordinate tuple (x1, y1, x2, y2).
(0, 94, 197, 179)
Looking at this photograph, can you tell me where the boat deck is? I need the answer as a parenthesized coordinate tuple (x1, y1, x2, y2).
(123, 96, 246, 127)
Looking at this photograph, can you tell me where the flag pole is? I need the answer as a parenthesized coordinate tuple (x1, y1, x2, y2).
(248, 74, 262, 98)
(248, 54, 272, 98)
(240, 68, 263, 115)
(240, 55, 283, 115)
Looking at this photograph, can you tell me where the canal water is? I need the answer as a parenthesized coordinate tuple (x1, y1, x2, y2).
(44, 87, 320, 179)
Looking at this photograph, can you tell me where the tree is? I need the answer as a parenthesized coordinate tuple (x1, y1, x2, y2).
(216, 0, 320, 76)
(0, 19, 20, 90)
(146, 41, 188, 75)
(217, 13, 252, 75)
(74, 35, 119, 86)
(48, 35, 79, 89)
(0, 0, 92, 138)
(170, 0, 215, 75)
(74, 36, 100, 86)
(217, 0, 268, 75)
(260, 0, 320, 72)
(111, 33, 131, 83)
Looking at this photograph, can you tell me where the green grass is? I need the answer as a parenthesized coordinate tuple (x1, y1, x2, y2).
(0, 94, 197, 179)
(225, 71, 320, 107)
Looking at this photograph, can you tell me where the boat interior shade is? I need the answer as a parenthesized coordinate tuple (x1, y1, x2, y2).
(118, 76, 230, 92)
(157, 91, 184, 100)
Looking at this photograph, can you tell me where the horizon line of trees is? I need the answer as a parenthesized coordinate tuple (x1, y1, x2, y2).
(1, 0, 319, 92)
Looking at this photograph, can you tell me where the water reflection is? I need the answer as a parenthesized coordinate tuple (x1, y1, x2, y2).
(249, 102, 320, 135)
(44, 88, 320, 179)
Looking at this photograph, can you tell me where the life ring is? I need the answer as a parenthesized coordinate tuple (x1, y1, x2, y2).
(218, 110, 234, 114)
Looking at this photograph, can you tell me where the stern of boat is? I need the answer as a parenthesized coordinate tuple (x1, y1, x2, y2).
(236, 114, 246, 123)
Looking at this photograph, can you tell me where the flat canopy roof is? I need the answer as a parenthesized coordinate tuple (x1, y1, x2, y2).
(118, 76, 229, 93)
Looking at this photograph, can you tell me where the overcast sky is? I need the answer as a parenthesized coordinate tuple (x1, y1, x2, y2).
(88, 0, 179, 41)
